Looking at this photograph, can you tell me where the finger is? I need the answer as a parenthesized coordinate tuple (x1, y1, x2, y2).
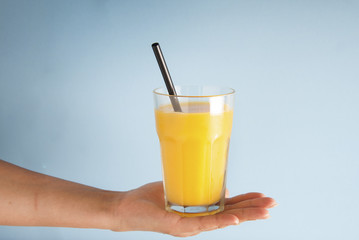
(225, 192, 265, 205)
(225, 197, 277, 210)
(225, 189, 230, 198)
(224, 207, 269, 222)
(171, 213, 238, 237)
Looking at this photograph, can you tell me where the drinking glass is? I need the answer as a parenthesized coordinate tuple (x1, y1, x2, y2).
(154, 86, 235, 216)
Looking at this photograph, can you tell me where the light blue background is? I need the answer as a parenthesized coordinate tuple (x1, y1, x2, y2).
(1, 0, 358, 239)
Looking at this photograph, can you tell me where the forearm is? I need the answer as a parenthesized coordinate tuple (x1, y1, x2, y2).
(0, 160, 123, 230)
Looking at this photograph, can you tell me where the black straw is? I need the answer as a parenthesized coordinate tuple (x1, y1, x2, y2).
(152, 42, 182, 112)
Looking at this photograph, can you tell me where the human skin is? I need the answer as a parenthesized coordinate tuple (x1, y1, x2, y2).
(0, 160, 277, 237)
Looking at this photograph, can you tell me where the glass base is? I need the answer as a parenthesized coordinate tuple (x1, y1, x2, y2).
(166, 201, 224, 217)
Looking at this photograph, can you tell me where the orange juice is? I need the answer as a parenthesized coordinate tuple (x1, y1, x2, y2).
(155, 102, 233, 207)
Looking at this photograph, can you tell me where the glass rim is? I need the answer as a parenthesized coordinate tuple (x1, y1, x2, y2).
(153, 85, 235, 98)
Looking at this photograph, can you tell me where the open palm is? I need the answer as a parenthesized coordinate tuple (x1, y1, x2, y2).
(112, 182, 276, 237)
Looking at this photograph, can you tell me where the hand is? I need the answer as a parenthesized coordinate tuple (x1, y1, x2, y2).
(111, 182, 277, 237)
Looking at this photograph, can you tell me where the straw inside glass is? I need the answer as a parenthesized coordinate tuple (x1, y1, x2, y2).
(152, 42, 182, 112)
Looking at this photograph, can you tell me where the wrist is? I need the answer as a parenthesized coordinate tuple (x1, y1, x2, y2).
(102, 190, 128, 231)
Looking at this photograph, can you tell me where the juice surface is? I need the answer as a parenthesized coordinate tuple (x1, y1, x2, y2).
(155, 102, 233, 206)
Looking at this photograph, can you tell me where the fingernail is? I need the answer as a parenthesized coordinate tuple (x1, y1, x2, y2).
(233, 218, 240, 225)
(269, 202, 279, 208)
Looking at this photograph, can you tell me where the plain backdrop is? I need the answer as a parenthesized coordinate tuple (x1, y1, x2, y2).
(0, 0, 358, 239)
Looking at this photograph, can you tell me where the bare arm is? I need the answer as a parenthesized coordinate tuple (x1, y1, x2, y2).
(0, 160, 277, 237)
(0, 159, 119, 229)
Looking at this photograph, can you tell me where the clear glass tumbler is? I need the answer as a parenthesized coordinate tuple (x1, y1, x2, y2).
(154, 86, 235, 217)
